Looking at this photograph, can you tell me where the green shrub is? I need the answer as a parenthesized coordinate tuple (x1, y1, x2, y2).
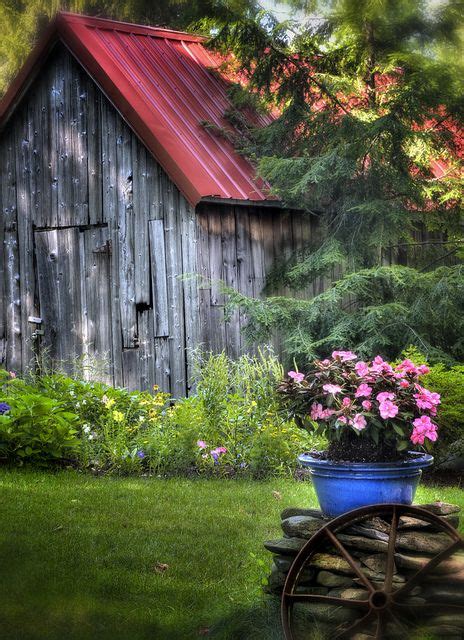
(0, 373, 80, 465)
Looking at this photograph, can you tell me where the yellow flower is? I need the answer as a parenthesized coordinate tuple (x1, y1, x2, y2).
(112, 410, 124, 423)
(153, 385, 159, 391)
(106, 398, 116, 409)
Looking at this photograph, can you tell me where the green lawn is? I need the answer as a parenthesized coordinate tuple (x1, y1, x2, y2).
(0, 469, 463, 640)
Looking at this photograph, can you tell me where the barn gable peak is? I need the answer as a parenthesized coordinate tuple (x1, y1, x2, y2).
(0, 12, 276, 207)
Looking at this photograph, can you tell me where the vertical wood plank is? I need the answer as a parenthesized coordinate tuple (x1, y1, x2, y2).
(195, 207, 212, 350)
(15, 107, 38, 372)
(162, 173, 186, 397)
(221, 207, 241, 359)
(87, 74, 103, 224)
(132, 139, 151, 304)
(1, 129, 21, 371)
(101, 98, 123, 385)
(179, 196, 200, 391)
(116, 118, 137, 348)
(148, 219, 169, 337)
(82, 226, 113, 384)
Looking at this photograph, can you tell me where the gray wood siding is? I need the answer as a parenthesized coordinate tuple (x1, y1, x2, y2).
(0, 46, 200, 395)
(0, 45, 317, 394)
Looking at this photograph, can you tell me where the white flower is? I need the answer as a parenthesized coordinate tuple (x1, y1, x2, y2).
(83, 425, 90, 433)
(88, 434, 94, 440)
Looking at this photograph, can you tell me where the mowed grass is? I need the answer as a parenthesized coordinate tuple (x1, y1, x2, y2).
(0, 469, 463, 640)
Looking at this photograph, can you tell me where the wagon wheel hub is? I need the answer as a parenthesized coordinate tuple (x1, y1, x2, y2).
(369, 590, 389, 610)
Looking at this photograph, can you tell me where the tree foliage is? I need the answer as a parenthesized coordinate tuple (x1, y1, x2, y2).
(206, 0, 464, 363)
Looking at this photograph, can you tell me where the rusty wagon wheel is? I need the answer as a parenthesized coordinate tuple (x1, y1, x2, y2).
(281, 503, 464, 640)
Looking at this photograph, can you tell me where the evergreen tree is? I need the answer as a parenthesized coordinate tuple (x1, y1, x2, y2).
(204, 0, 464, 364)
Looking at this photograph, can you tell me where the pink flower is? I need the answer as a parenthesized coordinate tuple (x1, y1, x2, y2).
(355, 361, 369, 377)
(351, 414, 367, 431)
(311, 402, 335, 421)
(371, 356, 393, 375)
(414, 386, 440, 410)
(8, 371, 16, 378)
(417, 365, 430, 375)
(288, 370, 305, 382)
(320, 408, 335, 420)
(332, 350, 357, 361)
(320, 359, 331, 366)
(379, 400, 399, 420)
(310, 403, 324, 420)
(396, 359, 419, 376)
(411, 416, 438, 444)
(215, 446, 227, 454)
(399, 379, 409, 388)
(197, 440, 207, 449)
(355, 383, 372, 398)
(376, 392, 395, 403)
(337, 416, 348, 424)
(323, 384, 342, 395)
(362, 400, 372, 411)
(342, 397, 352, 407)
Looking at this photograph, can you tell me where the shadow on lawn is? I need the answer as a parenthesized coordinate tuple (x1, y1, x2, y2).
(208, 598, 284, 640)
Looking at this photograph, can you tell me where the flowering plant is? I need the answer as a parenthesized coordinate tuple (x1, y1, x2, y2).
(278, 351, 440, 462)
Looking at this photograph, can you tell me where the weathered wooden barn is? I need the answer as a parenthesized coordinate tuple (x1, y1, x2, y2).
(0, 12, 317, 396)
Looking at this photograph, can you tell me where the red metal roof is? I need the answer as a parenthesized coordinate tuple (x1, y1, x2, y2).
(0, 12, 275, 206)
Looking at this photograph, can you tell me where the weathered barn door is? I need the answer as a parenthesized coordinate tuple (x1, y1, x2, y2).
(34, 227, 113, 382)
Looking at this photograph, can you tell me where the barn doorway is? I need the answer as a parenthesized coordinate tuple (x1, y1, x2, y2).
(34, 226, 113, 383)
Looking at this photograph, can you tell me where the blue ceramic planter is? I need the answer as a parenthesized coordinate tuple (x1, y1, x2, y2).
(299, 451, 434, 517)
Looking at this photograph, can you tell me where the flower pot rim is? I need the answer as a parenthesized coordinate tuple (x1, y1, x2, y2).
(299, 450, 434, 472)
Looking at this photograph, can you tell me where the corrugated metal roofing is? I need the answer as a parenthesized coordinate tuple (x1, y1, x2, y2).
(0, 12, 275, 206)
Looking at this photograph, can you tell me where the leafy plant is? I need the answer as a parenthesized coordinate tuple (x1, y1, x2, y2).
(0, 387, 79, 465)
(278, 350, 440, 462)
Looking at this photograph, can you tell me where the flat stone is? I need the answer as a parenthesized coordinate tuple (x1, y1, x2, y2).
(263, 537, 307, 555)
(329, 587, 368, 601)
(281, 515, 324, 538)
(427, 614, 464, 628)
(316, 570, 354, 587)
(273, 555, 293, 573)
(398, 513, 460, 530)
(359, 553, 388, 574)
(281, 507, 325, 520)
(337, 534, 388, 553)
(394, 552, 464, 575)
(396, 531, 451, 554)
(422, 585, 464, 604)
(309, 552, 360, 575)
(418, 502, 461, 516)
(346, 524, 390, 542)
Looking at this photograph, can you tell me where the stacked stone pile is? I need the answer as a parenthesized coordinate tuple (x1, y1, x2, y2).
(264, 502, 464, 637)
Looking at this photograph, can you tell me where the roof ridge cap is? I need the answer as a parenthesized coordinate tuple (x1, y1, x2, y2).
(57, 11, 206, 42)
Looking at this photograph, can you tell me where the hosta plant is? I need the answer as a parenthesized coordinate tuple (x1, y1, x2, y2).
(278, 351, 440, 462)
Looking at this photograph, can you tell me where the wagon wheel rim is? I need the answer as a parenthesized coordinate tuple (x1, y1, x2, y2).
(281, 503, 464, 640)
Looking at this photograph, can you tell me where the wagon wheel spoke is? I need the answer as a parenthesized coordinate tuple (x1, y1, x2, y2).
(375, 612, 385, 640)
(284, 593, 369, 609)
(332, 610, 374, 640)
(384, 505, 398, 594)
(324, 527, 376, 593)
(387, 607, 410, 634)
(393, 539, 463, 599)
